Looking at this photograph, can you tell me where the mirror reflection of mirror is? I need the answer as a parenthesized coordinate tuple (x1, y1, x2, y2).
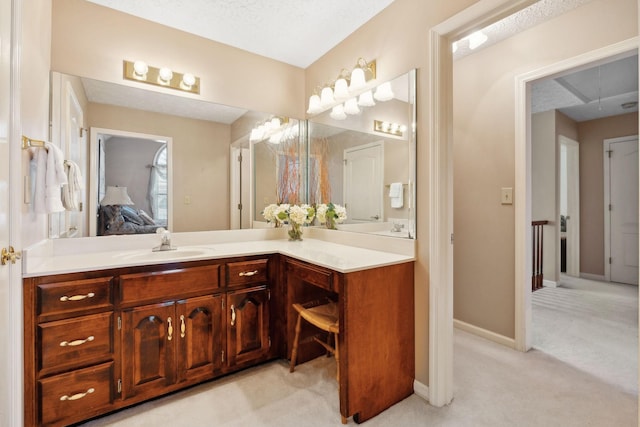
(306, 70, 416, 238)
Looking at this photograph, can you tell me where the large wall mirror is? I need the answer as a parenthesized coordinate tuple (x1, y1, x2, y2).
(304, 69, 416, 238)
(50, 70, 415, 239)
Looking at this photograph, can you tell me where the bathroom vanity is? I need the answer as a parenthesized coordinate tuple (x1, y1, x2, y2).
(22, 234, 415, 426)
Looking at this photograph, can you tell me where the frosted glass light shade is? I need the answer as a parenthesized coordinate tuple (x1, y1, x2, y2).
(307, 94, 322, 114)
(333, 78, 350, 101)
(320, 86, 335, 108)
(358, 90, 375, 107)
(344, 98, 360, 115)
(181, 73, 196, 88)
(330, 104, 347, 120)
(349, 67, 366, 91)
(133, 61, 148, 79)
(100, 186, 134, 206)
(374, 82, 394, 101)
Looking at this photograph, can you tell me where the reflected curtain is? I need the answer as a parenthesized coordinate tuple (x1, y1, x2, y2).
(148, 164, 167, 223)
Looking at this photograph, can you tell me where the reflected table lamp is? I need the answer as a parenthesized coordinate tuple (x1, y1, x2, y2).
(100, 186, 134, 233)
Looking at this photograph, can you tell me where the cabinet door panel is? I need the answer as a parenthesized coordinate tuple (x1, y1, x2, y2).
(122, 302, 176, 399)
(176, 295, 223, 383)
(227, 286, 270, 367)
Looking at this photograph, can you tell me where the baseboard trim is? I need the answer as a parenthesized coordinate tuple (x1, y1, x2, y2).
(543, 279, 557, 288)
(580, 272, 606, 282)
(413, 379, 429, 402)
(453, 319, 516, 349)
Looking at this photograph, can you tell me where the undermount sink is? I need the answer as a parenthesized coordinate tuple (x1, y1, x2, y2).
(114, 247, 215, 261)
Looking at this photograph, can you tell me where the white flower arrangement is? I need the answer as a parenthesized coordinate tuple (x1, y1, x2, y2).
(262, 203, 315, 226)
(316, 203, 347, 229)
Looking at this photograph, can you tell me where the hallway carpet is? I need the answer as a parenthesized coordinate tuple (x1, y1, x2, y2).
(80, 329, 637, 426)
(532, 275, 638, 394)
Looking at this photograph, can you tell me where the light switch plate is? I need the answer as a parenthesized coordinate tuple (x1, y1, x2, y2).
(501, 187, 513, 205)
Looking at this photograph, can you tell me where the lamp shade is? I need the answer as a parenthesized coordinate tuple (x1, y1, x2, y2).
(358, 90, 376, 107)
(330, 104, 347, 120)
(374, 81, 394, 101)
(333, 78, 350, 101)
(349, 67, 366, 91)
(343, 98, 360, 115)
(100, 186, 134, 206)
(320, 86, 335, 109)
(307, 94, 322, 114)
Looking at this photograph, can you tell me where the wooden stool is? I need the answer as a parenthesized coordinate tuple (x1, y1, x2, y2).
(289, 299, 345, 424)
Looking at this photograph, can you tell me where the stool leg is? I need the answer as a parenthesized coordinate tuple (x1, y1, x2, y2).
(289, 313, 302, 373)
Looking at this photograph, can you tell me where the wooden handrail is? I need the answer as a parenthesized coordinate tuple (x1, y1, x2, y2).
(531, 220, 549, 292)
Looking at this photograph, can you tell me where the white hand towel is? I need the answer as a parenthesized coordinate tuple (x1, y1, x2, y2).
(62, 160, 84, 211)
(33, 148, 48, 214)
(45, 143, 67, 213)
(389, 182, 404, 208)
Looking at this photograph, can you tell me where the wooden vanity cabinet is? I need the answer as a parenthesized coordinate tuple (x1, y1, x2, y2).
(226, 285, 270, 368)
(119, 265, 224, 402)
(24, 273, 117, 427)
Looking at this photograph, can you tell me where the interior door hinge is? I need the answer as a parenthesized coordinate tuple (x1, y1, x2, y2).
(237, 203, 242, 210)
(237, 153, 243, 162)
(609, 204, 612, 211)
(117, 379, 122, 394)
(450, 233, 454, 244)
(607, 150, 613, 158)
(609, 257, 612, 264)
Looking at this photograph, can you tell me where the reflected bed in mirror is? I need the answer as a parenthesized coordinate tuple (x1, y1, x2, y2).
(89, 128, 171, 236)
(305, 70, 416, 238)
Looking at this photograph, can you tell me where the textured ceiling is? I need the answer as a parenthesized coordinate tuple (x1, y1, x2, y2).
(87, 0, 395, 68)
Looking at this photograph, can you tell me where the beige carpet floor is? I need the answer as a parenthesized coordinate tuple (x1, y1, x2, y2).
(532, 275, 638, 394)
(80, 328, 638, 427)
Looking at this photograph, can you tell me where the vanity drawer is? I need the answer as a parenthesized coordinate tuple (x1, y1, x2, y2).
(37, 277, 114, 320)
(38, 361, 115, 427)
(226, 259, 269, 287)
(286, 258, 334, 291)
(39, 311, 114, 375)
(120, 264, 220, 305)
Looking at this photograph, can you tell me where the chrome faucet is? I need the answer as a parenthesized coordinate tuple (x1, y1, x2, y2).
(153, 228, 176, 252)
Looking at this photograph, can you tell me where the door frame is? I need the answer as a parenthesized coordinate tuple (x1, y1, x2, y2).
(514, 38, 639, 351)
(604, 134, 639, 283)
(559, 135, 580, 277)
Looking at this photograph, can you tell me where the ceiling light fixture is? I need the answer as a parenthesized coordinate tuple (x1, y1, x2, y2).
(123, 60, 200, 94)
(468, 31, 488, 50)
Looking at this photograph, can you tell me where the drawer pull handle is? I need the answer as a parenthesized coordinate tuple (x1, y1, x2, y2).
(59, 292, 95, 302)
(60, 336, 95, 347)
(239, 270, 259, 277)
(60, 387, 95, 401)
(167, 317, 173, 341)
(180, 315, 186, 338)
(230, 305, 236, 326)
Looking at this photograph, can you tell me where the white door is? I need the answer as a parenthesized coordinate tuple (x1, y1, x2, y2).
(50, 74, 87, 237)
(606, 136, 639, 285)
(1, 0, 23, 424)
(344, 142, 384, 222)
(560, 136, 580, 276)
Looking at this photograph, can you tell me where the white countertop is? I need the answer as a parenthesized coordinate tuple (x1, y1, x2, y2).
(22, 228, 415, 277)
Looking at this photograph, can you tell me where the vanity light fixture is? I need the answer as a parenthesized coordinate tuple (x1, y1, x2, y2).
(250, 116, 290, 143)
(374, 119, 407, 137)
(306, 58, 376, 115)
(123, 60, 200, 94)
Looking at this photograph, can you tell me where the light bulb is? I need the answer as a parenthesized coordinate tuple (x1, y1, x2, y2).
(374, 82, 394, 101)
(333, 78, 350, 101)
(133, 60, 148, 79)
(158, 67, 173, 84)
(349, 67, 366, 91)
(320, 86, 335, 108)
(330, 104, 347, 120)
(307, 95, 322, 114)
(181, 73, 196, 89)
(270, 117, 281, 128)
(358, 90, 376, 107)
(343, 98, 360, 115)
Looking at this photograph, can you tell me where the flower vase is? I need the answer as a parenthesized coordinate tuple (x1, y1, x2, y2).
(325, 217, 337, 230)
(288, 222, 303, 241)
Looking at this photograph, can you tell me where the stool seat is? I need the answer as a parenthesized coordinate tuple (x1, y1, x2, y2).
(290, 299, 345, 424)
